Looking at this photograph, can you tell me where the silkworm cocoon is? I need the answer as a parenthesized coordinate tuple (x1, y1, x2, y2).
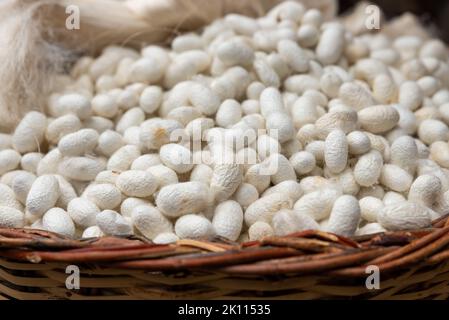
(116, 88, 139, 110)
(187, 82, 220, 116)
(359, 196, 383, 223)
(284, 75, 320, 94)
(244, 164, 271, 194)
(122, 126, 143, 148)
(296, 124, 317, 145)
(430, 141, 449, 168)
(210, 164, 243, 202)
(116, 108, 145, 134)
(358, 105, 400, 134)
(84, 183, 122, 210)
(82, 226, 104, 238)
(393, 105, 418, 135)
(418, 119, 449, 145)
(67, 197, 100, 228)
(156, 182, 209, 217)
(401, 59, 428, 81)
(315, 110, 358, 139)
(408, 174, 442, 208)
(290, 97, 319, 129)
(263, 181, 303, 203)
(414, 106, 440, 125)
(417, 76, 440, 97)
(175, 214, 215, 240)
(214, 99, 242, 128)
(244, 193, 292, 226)
(54, 175, 77, 209)
(222, 14, 257, 36)
(0, 183, 23, 210)
(354, 150, 383, 187)
(320, 72, 343, 99)
(152, 232, 178, 244)
(0, 149, 21, 175)
(167, 107, 202, 127)
(399, 81, 423, 111)
(272, 209, 319, 236)
(433, 89, 449, 106)
(380, 164, 413, 192)
(415, 139, 430, 159)
(115, 170, 158, 198)
(347, 131, 371, 155)
(389, 136, 418, 175)
(45, 114, 82, 144)
(276, 39, 309, 73)
(159, 144, 193, 174)
(138, 86, 163, 115)
(293, 188, 340, 221)
(383, 191, 406, 206)
(370, 48, 399, 66)
(354, 59, 389, 83)
(240, 100, 260, 116)
(333, 168, 360, 196)
(163, 52, 209, 88)
(325, 195, 360, 237)
(59, 156, 106, 181)
(338, 82, 375, 111)
(189, 162, 213, 184)
(259, 87, 284, 118)
(316, 24, 345, 65)
(304, 140, 325, 164)
(131, 205, 173, 239)
(378, 202, 432, 230)
(91, 94, 118, 119)
(365, 133, 390, 161)
(58, 129, 99, 156)
(119, 198, 151, 218)
(289, 151, 316, 176)
(211, 200, 243, 241)
(95, 170, 120, 185)
(146, 165, 178, 189)
(232, 183, 259, 208)
(268, 153, 296, 185)
(248, 221, 274, 241)
(253, 58, 280, 88)
(356, 223, 386, 236)
(139, 119, 183, 150)
(11, 172, 36, 205)
(266, 112, 295, 143)
(216, 38, 254, 67)
(54, 94, 91, 120)
(12, 111, 47, 153)
(297, 24, 319, 48)
(256, 134, 280, 161)
(372, 74, 398, 104)
(107, 145, 141, 172)
(96, 210, 133, 236)
(26, 175, 60, 217)
(0, 206, 25, 228)
(324, 129, 348, 174)
(0, 134, 12, 150)
(41, 207, 75, 238)
(298, 177, 338, 195)
(83, 116, 114, 134)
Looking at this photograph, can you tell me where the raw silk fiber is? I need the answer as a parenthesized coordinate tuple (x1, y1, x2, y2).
(0, 0, 337, 132)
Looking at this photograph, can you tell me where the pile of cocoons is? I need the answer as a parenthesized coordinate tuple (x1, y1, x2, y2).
(1, 1, 449, 244)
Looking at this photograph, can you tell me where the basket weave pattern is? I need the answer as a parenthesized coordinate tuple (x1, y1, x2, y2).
(1, 215, 449, 300)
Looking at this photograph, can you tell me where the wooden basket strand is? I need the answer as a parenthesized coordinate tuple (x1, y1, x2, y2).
(1, 215, 449, 299)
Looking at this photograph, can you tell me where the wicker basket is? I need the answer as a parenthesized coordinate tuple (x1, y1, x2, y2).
(1, 215, 449, 300)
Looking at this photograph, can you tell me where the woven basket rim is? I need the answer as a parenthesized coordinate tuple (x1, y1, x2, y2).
(1, 214, 448, 277)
